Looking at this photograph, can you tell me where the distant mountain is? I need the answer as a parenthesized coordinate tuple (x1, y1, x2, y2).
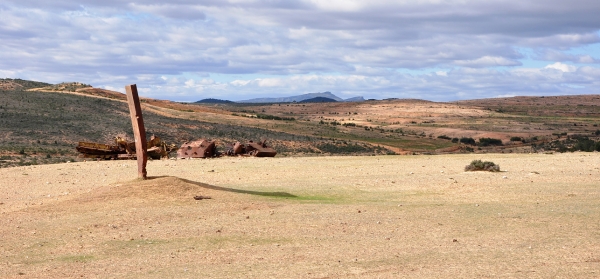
(239, 92, 364, 103)
(344, 96, 365, 102)
(195, 98, 234, 104)
(299, 97, 338, 103)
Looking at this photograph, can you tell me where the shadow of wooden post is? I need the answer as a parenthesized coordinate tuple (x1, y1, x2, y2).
(125, 84, 148, 179)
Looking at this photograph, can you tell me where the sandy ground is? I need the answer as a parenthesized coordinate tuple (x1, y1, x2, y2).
(1, 153, 600, 278)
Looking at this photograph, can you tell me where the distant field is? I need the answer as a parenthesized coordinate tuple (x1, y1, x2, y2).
(1, 153, 599, 278)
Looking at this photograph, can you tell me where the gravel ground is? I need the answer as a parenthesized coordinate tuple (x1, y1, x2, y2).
(1, 153, 600, 278)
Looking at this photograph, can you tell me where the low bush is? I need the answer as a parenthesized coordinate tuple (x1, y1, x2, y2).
(478, 137, 503, 146)
(459, 137, 476, 145)
(465, 160, 500, 172)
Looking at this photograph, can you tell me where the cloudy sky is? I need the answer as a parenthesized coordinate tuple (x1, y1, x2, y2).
(2, 0, 600, 102)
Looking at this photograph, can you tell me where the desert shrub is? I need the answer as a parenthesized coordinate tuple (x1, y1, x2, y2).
(465, 160, 500, 172)
(459, 137, 476, 145)
(510, 136, 522, 142)
(451, 138, 459, 143)
(478, 137, 503, 146)
(437, 135, 451, 140)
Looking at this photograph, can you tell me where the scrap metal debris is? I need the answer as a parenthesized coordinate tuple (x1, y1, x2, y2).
(147, 135, 177, 159)
(75, 142, 121, 159)
(245, 140, 277, 157)
(225, 140, 277, 157)
(77, 136, 277, 160)
(76, 135, 176, 160)
(177, 139, 216, 159)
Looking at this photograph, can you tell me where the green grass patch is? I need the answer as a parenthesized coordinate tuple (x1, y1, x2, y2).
(57, 254, 96, 263)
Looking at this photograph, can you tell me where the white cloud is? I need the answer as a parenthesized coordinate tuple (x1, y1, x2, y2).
(454, 56, 522, 68)
(545, 62, 577, 72)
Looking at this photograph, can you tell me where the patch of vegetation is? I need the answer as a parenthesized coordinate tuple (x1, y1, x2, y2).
(532, 134, 600, 153)
(465, 160, 500, 172)
(255, 113, 295, 121)
(459, 137, 476, 145)
(437, 135, 451, 140)
(478, 137, 503, 146)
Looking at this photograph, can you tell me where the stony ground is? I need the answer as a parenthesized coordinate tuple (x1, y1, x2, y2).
(1, 153, 599, 278)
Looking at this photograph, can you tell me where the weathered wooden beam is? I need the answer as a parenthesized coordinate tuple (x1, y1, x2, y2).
(125, 84, 148, 179)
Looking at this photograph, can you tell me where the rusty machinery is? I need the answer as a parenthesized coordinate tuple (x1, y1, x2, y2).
(76, 135, 176, 160)
(78, 137, 276, 160)
(225, 140, 277, 157)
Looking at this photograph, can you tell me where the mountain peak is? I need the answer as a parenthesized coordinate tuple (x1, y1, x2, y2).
(238, 92, 363, 103)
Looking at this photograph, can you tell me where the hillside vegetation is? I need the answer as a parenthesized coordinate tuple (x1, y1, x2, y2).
(0, 87, 381, 167)
(2, 79, 600, 167)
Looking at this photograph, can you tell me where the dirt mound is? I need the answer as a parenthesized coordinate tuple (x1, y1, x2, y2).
(27, 176, 218, 212)
(80, 176, 213, 202)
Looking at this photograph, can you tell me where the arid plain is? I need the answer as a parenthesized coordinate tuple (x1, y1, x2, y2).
(1, 153, 599, 278)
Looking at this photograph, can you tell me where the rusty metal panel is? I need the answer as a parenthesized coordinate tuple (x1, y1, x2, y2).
(76, 142, 121, 155)
(177, 140, 216, 158)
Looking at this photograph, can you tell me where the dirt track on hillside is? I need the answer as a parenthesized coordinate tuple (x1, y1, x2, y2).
(1, 153, 600, 278)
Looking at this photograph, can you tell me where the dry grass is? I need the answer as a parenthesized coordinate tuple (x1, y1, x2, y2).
(1, 153, 600, 278)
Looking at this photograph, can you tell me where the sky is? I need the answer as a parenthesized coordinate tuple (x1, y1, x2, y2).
(1, 0, 600, 102)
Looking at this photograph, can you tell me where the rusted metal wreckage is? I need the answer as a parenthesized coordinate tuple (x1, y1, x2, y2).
(177, 139, 277, 158)
(177, 139, 216, 159)
(76, 135, 176, 160)
(77, 137, 277, 159)
(225, 140, 277, 157)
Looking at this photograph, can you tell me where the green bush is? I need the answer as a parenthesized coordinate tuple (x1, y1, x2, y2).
(459, 137, 476, 145)
(465, 160, 500, 172)
(478, 137, 503, 146)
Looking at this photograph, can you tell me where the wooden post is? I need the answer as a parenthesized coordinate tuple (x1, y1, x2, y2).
(125, 84, 148, 179)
